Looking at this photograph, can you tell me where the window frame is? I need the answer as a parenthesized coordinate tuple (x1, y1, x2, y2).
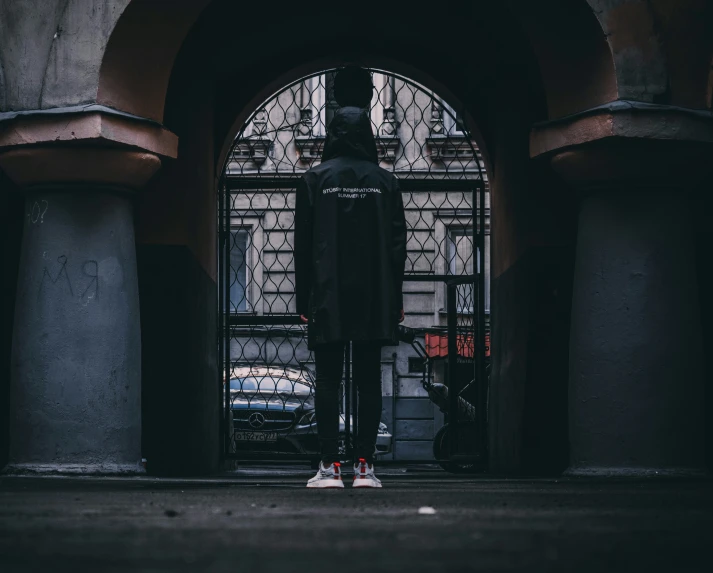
(434, 211, 475, 318)
(228, 212, 265, 315)
(441, 100, 465, 136)
(310, 75, 327, 138)
(446, 225, 475, 314)
(433, 208, 490, 317)
(229, 228, 250, 313)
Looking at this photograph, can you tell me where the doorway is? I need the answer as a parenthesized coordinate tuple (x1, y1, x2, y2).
(218, 68, 489, 469)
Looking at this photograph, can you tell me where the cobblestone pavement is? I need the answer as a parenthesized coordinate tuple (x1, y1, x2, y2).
(1, 466, 711, 572)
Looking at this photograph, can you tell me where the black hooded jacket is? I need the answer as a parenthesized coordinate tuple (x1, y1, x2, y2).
(295, 107, 407, 349)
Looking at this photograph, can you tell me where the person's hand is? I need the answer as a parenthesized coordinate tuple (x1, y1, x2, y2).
(399, 309, 405, 323)
(300, 314, 308, 324)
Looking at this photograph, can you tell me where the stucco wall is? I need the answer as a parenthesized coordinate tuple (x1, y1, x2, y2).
(588, 0, 713, 109)
(0, 0, 129, 112)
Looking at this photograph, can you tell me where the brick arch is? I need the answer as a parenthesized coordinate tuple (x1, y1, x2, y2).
(587, 0, 713, 108)
(97, 0, 212, 121)
(94, 0, 620, 477)
(97, 0, 617, 126)
(513, 0, 617, 118)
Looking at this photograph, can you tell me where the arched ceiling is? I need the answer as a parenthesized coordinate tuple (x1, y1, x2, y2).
(5, 0, 712, 171)
(5, 1, 712, 127)
(96, 0, 617, 132)
(153, 0, 618, 173)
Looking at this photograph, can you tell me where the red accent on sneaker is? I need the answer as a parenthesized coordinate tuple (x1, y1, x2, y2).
(356, 459, 366, 478)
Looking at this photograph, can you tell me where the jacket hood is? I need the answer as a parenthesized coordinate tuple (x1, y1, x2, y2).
(321, 106, 378, 164)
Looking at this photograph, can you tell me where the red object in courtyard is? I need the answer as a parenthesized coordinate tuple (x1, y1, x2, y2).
(424, 332, 490, 359)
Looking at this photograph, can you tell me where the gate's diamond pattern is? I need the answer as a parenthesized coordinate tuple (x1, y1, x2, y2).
(219, 68, 487, 464)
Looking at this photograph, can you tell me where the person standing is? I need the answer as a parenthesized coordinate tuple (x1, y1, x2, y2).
(295, 67, 407, 488)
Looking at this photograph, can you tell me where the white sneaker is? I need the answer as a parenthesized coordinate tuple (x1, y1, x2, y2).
(306, 461, 345, 488)
(352, 458, 382, 488)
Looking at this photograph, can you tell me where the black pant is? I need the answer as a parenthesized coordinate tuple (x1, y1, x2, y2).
(314, 342, 382, 465)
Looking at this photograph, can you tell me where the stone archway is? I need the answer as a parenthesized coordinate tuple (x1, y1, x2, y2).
(5, 0, 710, 478)
(116, 0, 618, 476)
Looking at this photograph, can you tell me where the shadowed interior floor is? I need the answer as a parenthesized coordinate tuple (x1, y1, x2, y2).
(1, 467, 711, 573)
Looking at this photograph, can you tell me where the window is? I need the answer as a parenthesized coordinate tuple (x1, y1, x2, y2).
(310, 75, 327, 137)
(226, 213, 264, 315)
(230, 229, 249, 312)
(442, 101, 465, 135)
(447, 227, 474, 276)
(370, 72, 387, 132)
(447, 227, 474, 313)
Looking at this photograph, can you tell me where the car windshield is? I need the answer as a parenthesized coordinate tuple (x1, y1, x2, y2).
(229, 376, 312, 397)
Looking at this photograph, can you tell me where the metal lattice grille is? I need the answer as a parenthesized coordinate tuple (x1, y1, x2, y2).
(219, 68, 488, 465)
(225, 71, 484, 178)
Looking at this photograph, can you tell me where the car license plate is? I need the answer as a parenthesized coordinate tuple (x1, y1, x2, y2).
(235, 431, 278, 442)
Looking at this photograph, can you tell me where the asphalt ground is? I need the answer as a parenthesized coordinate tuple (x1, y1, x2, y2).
(1, 465, 711, 572)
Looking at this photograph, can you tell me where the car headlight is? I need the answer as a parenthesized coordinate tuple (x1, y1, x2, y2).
(298, 412, 316, 426)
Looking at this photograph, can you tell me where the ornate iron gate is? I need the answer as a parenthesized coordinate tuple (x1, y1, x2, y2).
(218, 68, 488, 468)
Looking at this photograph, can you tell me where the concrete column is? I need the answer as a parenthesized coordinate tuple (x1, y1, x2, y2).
(0, 147, 161, 473)
(552, 142, 708, 476)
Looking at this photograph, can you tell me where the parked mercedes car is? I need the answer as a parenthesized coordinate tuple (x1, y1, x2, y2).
(224, 365, 392, 457)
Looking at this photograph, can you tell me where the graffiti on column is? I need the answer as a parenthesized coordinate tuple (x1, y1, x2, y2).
(37, 255, 73, 300)
(27, 200, 48, 224)
(80, 260, 99, 302)
(37, 255, 100, 302)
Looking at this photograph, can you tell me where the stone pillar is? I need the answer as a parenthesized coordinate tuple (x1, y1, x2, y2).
(0, 147, 161, 473)
(552, 141, 708, 476)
